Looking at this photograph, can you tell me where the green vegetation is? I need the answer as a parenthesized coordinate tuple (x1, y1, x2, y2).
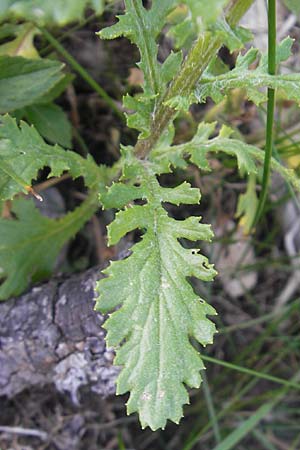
(1, 0, 300, 444)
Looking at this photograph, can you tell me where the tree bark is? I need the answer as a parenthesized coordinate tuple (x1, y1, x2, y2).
(0, 268, 119, 403)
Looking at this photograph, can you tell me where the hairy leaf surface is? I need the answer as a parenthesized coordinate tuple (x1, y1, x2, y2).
(150, 122, 300, 193)
(196, 38, 300, 105)
(98, 0, 181, 137)
(151, 123, 257, 174)
(96, 151, 217, 430)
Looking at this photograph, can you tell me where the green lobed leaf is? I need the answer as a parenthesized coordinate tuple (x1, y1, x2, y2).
(195, 37, 300, 105)
(150, 121, 300, 193)
(150, 122, 257, 175)
(0, 114, 110, 299)
(98, 0, 175, 96)
(0, 56, 66, 113)
(0, 114, 100, 200)
(96, 155, 217, 430)
(98, 0, 181, 137)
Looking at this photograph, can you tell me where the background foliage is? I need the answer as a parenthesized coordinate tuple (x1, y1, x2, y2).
(1, 0, 300, 448)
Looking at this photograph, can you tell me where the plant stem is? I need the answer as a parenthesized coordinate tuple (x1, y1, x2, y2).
(38, 26, 124, 120)
(134, 0, 255, 158)
(39, 13, 98, 57)
(252, 0, 276, 228)
(225, 0, 255, 27)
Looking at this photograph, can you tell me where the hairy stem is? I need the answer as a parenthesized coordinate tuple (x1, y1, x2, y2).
(134, 0, 255, 159)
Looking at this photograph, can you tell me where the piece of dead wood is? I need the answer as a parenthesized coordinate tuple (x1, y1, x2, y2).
(0, 267, 119, 402)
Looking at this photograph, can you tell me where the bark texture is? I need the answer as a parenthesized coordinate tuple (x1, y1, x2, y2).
(0, 268, 119, 402)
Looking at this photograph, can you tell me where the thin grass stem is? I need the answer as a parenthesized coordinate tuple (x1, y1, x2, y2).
(38, 26, 124, 120)
(201, 355, 300, 390)
(252, 0, 276, 228)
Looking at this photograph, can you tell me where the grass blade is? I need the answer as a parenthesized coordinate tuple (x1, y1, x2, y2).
(212, 402, 273, 450)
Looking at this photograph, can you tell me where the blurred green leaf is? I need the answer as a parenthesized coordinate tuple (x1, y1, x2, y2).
(0, 56, 65, 113)
(0, 193, 98, 300)
(23, 103, 72, 148)
(0, 0, 105, 25)
(0, 23, 39, 58)
(283, 0, 300, 14)
(0, 115, 106, 299)
(236, 174, 258, 234)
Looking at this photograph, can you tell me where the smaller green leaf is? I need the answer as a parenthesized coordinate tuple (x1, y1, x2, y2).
(0, 115, 99, 200)
(151, 122, 258, 175)
(100, 182, 146, 209)
(196, 37, 300, 106)
(98, 0, 178, 136)
(0, 23, 39, 58)
(0, 191, 98, 300)
(98, 0, 174, 97)
(0, 115, 109, 300)
(160, 51, 183, 84)
(23, 103, 72, 148)
(213, 18, 252, 52)
(151, 121, 300, 194)
(0, 56, 65, 113)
